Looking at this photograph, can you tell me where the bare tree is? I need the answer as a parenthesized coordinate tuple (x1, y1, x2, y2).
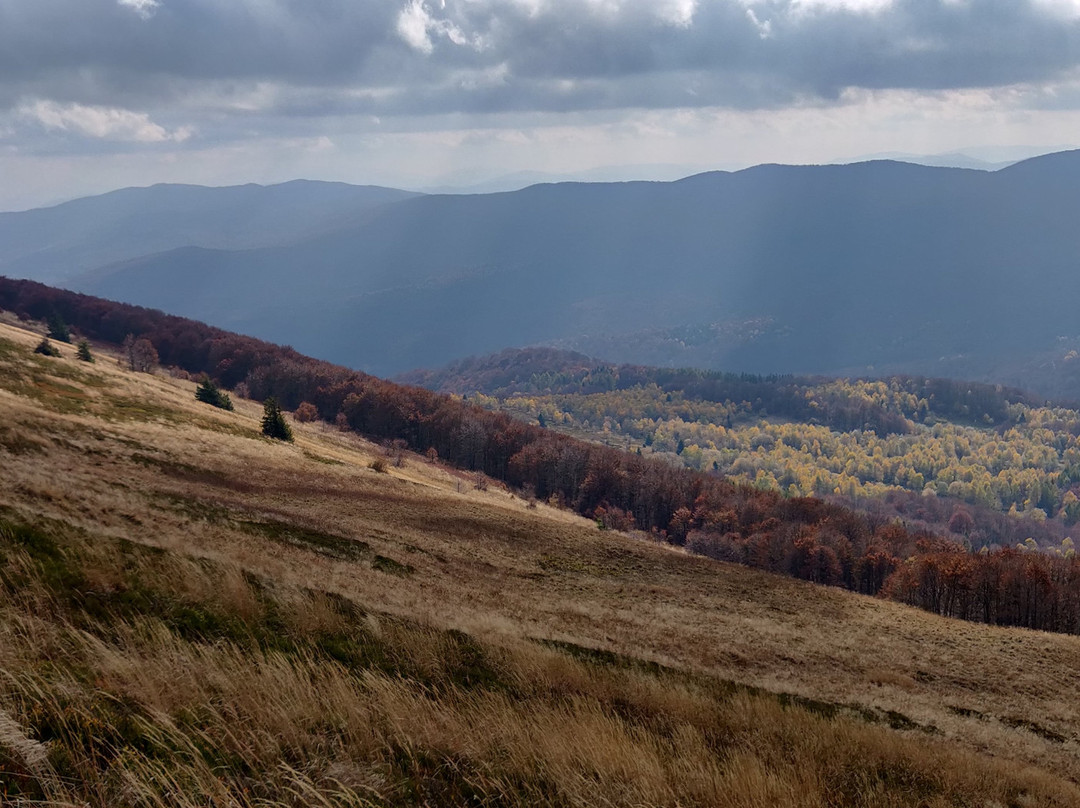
(122, 334, 159, 373)
(120, 334, 135, 370)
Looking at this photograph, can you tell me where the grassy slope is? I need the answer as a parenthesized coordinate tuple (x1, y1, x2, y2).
(1, 318, 1079, 806)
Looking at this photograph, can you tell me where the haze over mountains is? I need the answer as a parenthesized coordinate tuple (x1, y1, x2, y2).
(5, 152, 1080, 397)
(0, 181, 418, 285)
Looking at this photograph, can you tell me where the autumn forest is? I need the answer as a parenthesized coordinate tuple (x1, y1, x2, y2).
(4, 277, 1080, 640)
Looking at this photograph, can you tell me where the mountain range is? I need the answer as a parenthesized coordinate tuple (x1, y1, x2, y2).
(0, 180, 418, 285)
(4, 152, 1080, 396)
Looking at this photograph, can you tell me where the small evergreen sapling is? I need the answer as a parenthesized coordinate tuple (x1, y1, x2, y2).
(76, 340, 94, 362)
(261, 397, 293, 441)
(34, 337, 60, 357)
(194, 376, 234, 411)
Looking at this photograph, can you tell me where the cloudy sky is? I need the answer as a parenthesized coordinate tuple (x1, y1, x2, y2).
(2, 0, 1080, 210)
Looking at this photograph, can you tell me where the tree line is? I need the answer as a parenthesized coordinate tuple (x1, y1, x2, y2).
(4, 277, 1080, 634)
(403, 346, 1045, 435)
(491, 384, 1080, 531)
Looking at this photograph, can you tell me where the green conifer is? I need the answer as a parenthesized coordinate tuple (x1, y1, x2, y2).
(195, 376, 233, 410)
(47, 313, 71, 343)
(261, 397, 293, 441)
(34, 337, 60, 357)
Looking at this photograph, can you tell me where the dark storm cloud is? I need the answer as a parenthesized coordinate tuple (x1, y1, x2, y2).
(2, 0, 1080, 120)
(0, 0, 402, 108)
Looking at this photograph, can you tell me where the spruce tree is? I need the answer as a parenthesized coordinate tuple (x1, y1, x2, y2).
(76, 340, 93, 362)
(47, 313, 70, 343)
(195, 376, 233, 410)
(261, 397, 293, 441)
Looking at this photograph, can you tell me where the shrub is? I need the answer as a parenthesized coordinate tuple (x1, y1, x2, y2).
(195, 376, 234, 411)
(75, 340, 93, 362)
(261, 397, 293, 442)
(369, 457, 388, 473)
(34, 337, 60, 357)
(294, 402, 318, 422)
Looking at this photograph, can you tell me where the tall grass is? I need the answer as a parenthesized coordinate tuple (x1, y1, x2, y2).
(1, 320, 1079, 806)
(1, 516, 1078, 807)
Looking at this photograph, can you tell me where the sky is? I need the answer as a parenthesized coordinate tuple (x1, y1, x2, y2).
(2, 0, 1080, 210)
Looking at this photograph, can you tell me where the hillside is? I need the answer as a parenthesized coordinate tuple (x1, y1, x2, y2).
(3, 318, 1080, 805)
(2, 151, 1077, 396)
(404, 347, 1080, 547)
(0, 181, 418, 285)
(6, 277, 1080, 635)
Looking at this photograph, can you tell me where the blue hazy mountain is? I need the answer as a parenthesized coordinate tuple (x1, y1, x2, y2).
(6, 153, 1080, 395)
(0, 180, 419, 285)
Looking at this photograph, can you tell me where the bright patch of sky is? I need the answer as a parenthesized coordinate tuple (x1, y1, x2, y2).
(116, 0, 160, 20)
(18, 100, 191, 143)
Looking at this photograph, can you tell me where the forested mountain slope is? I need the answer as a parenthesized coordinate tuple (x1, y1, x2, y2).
(6, 277, 1080, 637)
(19, 150, 1080, 396)
(403, 347, 1080, 549)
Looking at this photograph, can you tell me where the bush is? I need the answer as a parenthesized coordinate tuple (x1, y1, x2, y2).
(369, 457, 388, 473)
(195, 376, 234, 411)
(261, 397, 293, 442)
(34, 337, 60, 357)
(294, 402, 318, 422)
(76, 340, 93, 362)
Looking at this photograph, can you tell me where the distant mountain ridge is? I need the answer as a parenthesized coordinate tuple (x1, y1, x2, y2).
(0, 180, 419, 285)
(6, 152, 1080, 396)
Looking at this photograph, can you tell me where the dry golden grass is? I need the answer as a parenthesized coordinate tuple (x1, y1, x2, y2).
(1, 318, 1080, 806)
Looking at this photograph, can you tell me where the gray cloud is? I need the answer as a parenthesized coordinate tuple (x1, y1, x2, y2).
(1, 0, 1080, 161)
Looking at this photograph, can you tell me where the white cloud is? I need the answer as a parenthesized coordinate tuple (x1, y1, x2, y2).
(396, 0, 486, 55)
(788, 0, 894, 13)
(397, 0, 435, 54)
(655, 0, 697, 27)
(117, 0, 161, 20)
(18, 100, 192, 143)
(1034, 0, 1080, 18)
(304, 136, 336, 151)
(557, 0, 697, 25)
(746, 8, 772, 38)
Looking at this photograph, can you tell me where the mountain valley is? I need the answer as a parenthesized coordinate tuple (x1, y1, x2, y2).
(6, 154, 1080, 396)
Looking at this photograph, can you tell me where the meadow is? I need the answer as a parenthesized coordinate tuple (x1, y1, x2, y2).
(2, 319, 1080, 806)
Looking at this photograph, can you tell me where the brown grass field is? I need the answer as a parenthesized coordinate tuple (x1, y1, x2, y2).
(1, 317, 1080, 806)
